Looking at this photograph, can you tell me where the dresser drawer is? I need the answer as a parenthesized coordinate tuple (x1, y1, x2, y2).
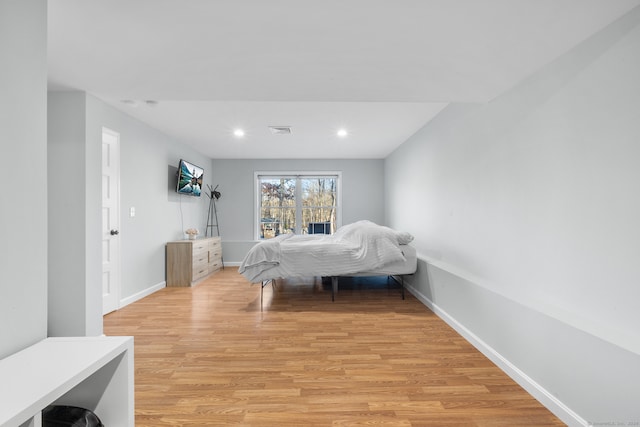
(192, 240, 209, 255)
(209, 248, 222, 263)
(192, 262, 209, 281)
(209, 259, 222, 273)
(209, 238, 221, 250)
(192, 250, 208, 266)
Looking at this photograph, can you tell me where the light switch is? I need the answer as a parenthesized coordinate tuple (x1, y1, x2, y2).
(130, 207, 135, 217)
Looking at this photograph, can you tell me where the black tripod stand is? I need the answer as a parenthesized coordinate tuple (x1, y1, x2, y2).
(205, 184, 224, 268)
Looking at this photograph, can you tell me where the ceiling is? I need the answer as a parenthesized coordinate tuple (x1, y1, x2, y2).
(47, 0, 640, 159)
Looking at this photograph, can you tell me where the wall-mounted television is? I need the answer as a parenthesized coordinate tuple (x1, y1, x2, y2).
(176, 159, 203, 196)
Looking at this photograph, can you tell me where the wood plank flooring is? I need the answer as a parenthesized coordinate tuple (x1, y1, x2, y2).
(103, 268, 565, 426)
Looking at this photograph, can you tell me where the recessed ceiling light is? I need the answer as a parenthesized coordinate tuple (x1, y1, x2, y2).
(233, 129, 245, 138)
(120, 99, 159, 107)
(337, 129, 348, 137)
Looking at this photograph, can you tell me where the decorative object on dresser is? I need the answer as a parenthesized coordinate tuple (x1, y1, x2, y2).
(166, 236, 222, 287)
(184, 228, 199, 240)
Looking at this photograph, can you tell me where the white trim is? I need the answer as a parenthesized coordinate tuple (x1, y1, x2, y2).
(405, 281, 588, 427)
(119, 281, 166, 309)
(223, 262, 242, 267)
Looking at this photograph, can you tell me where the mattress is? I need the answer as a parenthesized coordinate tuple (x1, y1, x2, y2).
(239, 221, 417, 283)
(342, 244, 416, 277)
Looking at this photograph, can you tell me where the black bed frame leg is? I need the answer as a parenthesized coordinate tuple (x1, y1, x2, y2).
(401, 275, 405, 300)
(331, 277, 338, 301)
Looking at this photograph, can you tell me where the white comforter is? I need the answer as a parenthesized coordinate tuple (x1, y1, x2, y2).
(239, 220, 412, 283)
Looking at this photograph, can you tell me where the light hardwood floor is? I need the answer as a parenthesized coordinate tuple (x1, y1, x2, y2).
(104, 268, 565, 426)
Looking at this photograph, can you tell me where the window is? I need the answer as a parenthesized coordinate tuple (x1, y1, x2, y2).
(255, 172, 341, 239)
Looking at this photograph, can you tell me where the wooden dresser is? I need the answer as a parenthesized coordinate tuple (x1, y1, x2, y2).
(166, 236, 222, 287)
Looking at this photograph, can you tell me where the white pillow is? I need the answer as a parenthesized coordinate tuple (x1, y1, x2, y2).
(396, 231, 414, 245)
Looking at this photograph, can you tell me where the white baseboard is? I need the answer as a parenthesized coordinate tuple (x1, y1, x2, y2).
(405, 283, 588, 427)
(119, 281, 166, 309)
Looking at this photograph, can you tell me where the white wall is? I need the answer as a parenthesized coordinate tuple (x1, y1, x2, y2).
(211, 159, 385, 262)
(0, 0, 48, 359)
(385, 6, 640, 425)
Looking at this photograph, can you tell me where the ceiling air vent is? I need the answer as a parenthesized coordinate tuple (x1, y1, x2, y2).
(269, 126, 293, 135)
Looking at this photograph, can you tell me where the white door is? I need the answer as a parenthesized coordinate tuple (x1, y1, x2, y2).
(102, 128, 121, 314)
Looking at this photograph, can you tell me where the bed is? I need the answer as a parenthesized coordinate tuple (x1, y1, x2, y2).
(239, 220, 417, 301)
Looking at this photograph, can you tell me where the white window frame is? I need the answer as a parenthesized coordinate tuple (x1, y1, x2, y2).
(254, 171, 343, 240)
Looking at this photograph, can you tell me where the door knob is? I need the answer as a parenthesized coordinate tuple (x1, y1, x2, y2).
(110, 229, 119, 236)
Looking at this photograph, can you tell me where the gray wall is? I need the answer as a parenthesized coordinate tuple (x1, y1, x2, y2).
(86, 95, 212, 302)
(211, 159, 385, 263)
(48, 92, 212, 320)
(0, 0, 48, 359)
(385, 7, 640, 425)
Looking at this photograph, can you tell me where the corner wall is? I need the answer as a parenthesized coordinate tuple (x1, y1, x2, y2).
(385, 7, 640, 425)
(85, 95, 213, 303)
(48, 92, 212, 320)
(0, 0, 48, 358)
(48, 92, 94, 336)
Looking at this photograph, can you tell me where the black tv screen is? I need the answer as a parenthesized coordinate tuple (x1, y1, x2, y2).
(177, 159, 203, 196)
